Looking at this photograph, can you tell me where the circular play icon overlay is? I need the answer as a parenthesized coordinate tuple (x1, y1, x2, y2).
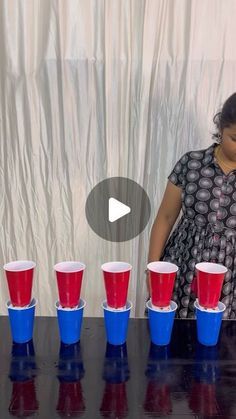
(85, 177, 151, 242)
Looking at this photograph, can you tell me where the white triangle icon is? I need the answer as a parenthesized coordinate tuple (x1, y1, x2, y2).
(109, 198, 131, 223)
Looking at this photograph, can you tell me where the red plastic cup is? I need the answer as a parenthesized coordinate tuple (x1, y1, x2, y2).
(195, 262, 227, 309)
(3, 260, 36, 307)
(147, 262, 178, 308)
(101, 262, 132, 309)
(54, 262, 86, 308)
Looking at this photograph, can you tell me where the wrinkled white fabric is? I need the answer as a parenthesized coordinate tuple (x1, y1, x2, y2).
(0, 0, 235, 316)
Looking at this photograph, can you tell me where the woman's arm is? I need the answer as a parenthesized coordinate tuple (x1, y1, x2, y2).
(148, 181, 182, 262)
(146, 181, 182, 290)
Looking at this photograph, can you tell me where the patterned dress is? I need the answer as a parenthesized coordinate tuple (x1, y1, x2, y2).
(162, 143, 236, 319)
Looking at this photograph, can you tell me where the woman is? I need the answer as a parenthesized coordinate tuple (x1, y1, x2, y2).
(148, 93, 236, 319)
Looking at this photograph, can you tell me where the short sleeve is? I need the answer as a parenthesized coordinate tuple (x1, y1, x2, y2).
(168, 152, 189, 189)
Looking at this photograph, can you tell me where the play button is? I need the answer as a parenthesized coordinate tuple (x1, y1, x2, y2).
(109, 198, 131, 222)
(85, 177, 151, 242)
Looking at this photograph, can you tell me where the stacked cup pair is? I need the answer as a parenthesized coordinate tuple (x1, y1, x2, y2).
(146, 262, 178, 346)
(101, 262, 132, 346)
(3, 260, 37, 343)
(194, 262, 227, 346)
(54, 262, 86, 345)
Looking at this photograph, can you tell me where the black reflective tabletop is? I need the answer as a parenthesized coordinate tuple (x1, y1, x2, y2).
(1, 317, 236, 418)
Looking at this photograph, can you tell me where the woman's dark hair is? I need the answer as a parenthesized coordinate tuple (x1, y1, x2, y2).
(212, 93, 236, 141)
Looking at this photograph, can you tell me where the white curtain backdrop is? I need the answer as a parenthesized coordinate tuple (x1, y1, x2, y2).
(0, 0, 236, 316)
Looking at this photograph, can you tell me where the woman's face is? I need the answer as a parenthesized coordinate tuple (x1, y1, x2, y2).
(221, 123, 236, 162)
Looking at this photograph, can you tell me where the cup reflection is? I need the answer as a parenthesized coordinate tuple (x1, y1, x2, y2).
(189, 343, 220, 417)
(57, 341, 85, 382)
(8, 340, 38, 417)
(103, 342, 129, 384)
(56, 342, 85, 417)
(57, 381, 85, 417)
(100, 343, 130, 418)
(143, 343, 172, 416)
(9, 380, 38, 417)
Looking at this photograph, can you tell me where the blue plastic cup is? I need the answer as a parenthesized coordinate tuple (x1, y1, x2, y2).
(146, 300, 177, 346)
(56, 298, 86, 344)
(102, 300, 132, 345)
(7, 298, 37, 344)
(194, 300, 225, 346)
